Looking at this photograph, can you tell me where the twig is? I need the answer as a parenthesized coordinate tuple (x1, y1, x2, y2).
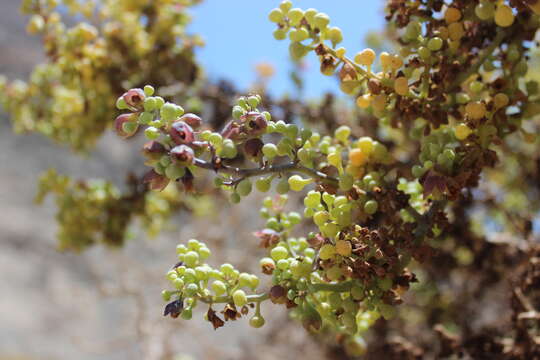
(193, 158, 339, 185)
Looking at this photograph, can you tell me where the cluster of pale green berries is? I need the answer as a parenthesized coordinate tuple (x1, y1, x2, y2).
(269, 0, 343, 59)
(163, 238, 265, 327)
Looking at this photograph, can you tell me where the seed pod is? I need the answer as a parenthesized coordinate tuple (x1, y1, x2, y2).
(170, 144, 195, 165)
(179, 113, 202, 128)
(169, 121, 194, 145)
(122, 88, 145, 109)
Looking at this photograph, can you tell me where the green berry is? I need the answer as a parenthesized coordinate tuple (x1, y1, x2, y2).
(237, 179, 252, 197)
(319, 244, 336, 260)
(313, 13, 330, 29)
(232, 105, 244, 119)
(249, 315, 265, 328)
(208, 133, 223, 148)
(262, 143, 278, 159)
(288, 175, 312, 191)
(144, 126, 160, 140)
(255, 177, 272, 192)
(313, 211, 329, 227)
(165, 164, 186, 180)
(199, 246, 211, 260)
(181, 308, 193, 320)
(288, 8, 304, 26)
(364, 200, 378, 215)
(232, 289, 248, 307)
(161, 290, 171, 302)
(273, 28, 288, 41)
(279, 0, 292, 13)
(276, 178, 290, 194)
(220, 263, 234, 276)
(160, 102, 179, 122)
(143, 85, 155, 96)
(335, 125, 351, 143)
(184, 251, 199, 267)
(289, 28, 309, 42)
(269, 8, 284, 23)
(143, 97, 157, 112)
(271, 246, 289, 261)
(304, 191, 321, 208)
(427, 37, 443, 51)
(212, 280, 227, 296)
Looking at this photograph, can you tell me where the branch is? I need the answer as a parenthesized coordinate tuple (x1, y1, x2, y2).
(193, 158, 339, 185)
(198, 293, 269, 305)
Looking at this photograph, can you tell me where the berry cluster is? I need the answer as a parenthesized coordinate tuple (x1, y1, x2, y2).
(163, 238, 265, 329)
(149, 0, 539, 354)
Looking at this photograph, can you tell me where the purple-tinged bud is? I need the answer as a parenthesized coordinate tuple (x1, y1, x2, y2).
(178, 113, 202, 129)
(142, 141, 167, 162)
(241, 112, 267, 136)
(170, 144, 195, 165)
(114, 113, 138, 138)
(122, 88, 145, 109)
(143, 169, 170, 191)
(169, 121, 194, 145)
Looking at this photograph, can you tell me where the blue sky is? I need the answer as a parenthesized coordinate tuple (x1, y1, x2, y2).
(189, 1, 384, 98)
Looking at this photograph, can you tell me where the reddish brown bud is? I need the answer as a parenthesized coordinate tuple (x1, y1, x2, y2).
(178, 113, 203, 128)
(169, 121, 194, 145)
(122, 88, 145, 109)
(269, 285, 287, 304)
(170, 144, 195, 165)
(114, 113, 138, 138)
